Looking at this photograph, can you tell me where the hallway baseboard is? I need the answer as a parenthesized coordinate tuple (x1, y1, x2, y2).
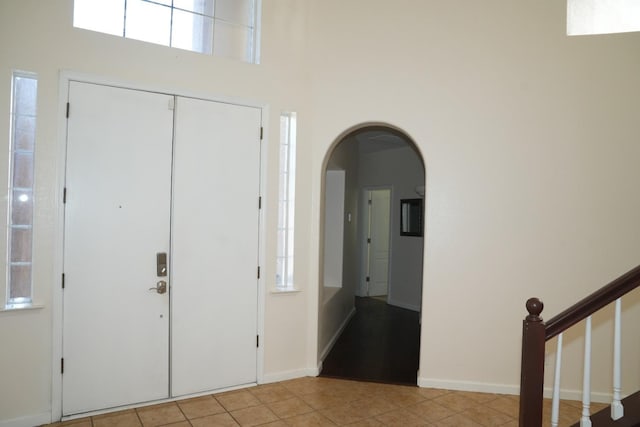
(319, 306, 357, 361)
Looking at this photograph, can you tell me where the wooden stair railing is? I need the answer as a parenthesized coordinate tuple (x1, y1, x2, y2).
(519, 264, 640, 426)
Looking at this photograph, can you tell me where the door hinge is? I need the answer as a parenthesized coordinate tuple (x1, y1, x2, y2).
(62, 273, 65, 289)
(260, 127, 263, 140)
(256, 335, 259, 348)
(366, 276, 370, 282)
(368, 199, 372, 205)
(258, 196, 262, 209)
(61, 358, 64, 374)
(257, 266, 261, 279)
(66, 102, 70, 118)
(63, 187, 67, 204)
(367, 238, 371, 244)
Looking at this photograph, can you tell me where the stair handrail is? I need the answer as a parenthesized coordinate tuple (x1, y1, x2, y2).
(519, 264, 640, 427)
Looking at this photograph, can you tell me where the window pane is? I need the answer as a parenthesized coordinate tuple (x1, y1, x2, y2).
(14, 116, 36, 151)
(9, 265, 31, 300)
(125, 0, 171, 47)
(10, 228, 32, 263)
(213, 21, 252, 62)
(74, 0, 125, 36)
(11, 191, 33, 226)
(215, 0, 254, 26)
(275, 257, 284, 287)
(172, 8, 213, 54)
(12, 152, 34, 189)
(13, 77, 37, 117)
(174, 0, 214, 16)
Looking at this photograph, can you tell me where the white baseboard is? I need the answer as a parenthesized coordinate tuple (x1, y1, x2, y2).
(261, 367, 319, 384)
(417, 377, 613, 404)
(387, 298, 420, 312)
(0, 412, 51, 427)
(319, 306, 356, 361)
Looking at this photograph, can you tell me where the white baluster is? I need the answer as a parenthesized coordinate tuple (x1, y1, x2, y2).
(611, 298, 624, 420)
(580, 316, 592, 427)
(551, 333, 564, 427)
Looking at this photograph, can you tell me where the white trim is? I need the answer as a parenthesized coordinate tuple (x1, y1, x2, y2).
(52, 70, 268, 420)
(0, 304, 44, 313)
(269, 288, 301, 295)
(261, 368, 320, 384)
(386, 298, 420, 312)
(0, 413, 51, 427)
(319, 306, 356, 361)
(417, 378, 615, 404)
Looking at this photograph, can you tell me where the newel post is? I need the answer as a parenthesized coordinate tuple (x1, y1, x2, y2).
(519, 298, 545, 427)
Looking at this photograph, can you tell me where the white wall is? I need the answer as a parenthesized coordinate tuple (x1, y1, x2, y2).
(0, 0, 313, 424)
(306, 0, 640, 398)
(358, 145, 425, 311)
(318, 137, 359, 360)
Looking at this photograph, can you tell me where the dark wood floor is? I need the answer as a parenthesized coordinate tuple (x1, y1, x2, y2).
(320, 296, 421, 386)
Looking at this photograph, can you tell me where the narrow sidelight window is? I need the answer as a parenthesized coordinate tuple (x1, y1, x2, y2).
(6, 72, 37, 309)
(276, 112, 296, 290)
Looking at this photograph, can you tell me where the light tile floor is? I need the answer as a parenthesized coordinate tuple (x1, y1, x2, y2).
(47, 377, 607, 427)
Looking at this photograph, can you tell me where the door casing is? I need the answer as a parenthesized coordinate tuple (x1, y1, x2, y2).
(51, 71, 268, 421)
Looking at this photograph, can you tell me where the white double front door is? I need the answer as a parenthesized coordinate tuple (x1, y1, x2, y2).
(62, 82, 261, 415)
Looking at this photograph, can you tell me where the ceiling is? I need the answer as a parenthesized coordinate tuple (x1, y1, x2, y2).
(354, 130, 410, 155)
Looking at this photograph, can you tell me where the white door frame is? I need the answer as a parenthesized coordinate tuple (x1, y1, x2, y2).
(358, 186, 393, 298)
(51, 71, 268, 421)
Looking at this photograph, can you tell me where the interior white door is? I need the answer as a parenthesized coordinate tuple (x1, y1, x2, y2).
(367, 189, 391, 297)
(171, 97, 261, 396)
(62, 82, 174, 414)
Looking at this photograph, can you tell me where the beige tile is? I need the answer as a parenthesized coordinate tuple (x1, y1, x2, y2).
(158, 422, 190, 427)
(250, 384, 296, 404)
(267, 397, 314, 419)
(282, 411, 336, 426)
(93, 411, 142, 427)
(190, 413, 239, 427)
(345, 418, 384, 426)
(459, 405, 514, 426)
(432, 392, 484, 412)
(485, 396, 519, 418)
(378, 389, 427, 408)
(348, 397, 398, 418)
(136, 403, 186, 427)
(406, 400, 456, 423)
(320, 403, 366, 425)
(416, 388, 451, 400)
(178, 396, 226, 419)
(230, 405, 278, 427)
(300, 392, 349, 410)
(430, 413, 483, 427)
(282, 377, 340, 396)
(215, 390, 261, 412)
(375, 408, 431, 426)
(260, 422, 288, 427)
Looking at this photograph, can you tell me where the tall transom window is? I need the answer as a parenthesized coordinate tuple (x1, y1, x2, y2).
(73, 0, 260, 63)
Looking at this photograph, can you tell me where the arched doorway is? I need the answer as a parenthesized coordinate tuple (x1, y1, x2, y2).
(317, 124, 425, 385)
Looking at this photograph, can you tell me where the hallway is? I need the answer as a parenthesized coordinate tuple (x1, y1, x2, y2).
(320, 297, 421, 385)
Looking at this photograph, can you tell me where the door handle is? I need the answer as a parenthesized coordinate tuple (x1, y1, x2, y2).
(149, 280, 167, 294)
(157, 252, 167, 276)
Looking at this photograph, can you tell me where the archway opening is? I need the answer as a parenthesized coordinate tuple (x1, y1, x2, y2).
(317, 124, 426, 385)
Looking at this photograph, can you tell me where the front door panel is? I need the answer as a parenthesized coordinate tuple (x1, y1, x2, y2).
(170, 97, 261, 396)
(62, 82, 173, 415)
